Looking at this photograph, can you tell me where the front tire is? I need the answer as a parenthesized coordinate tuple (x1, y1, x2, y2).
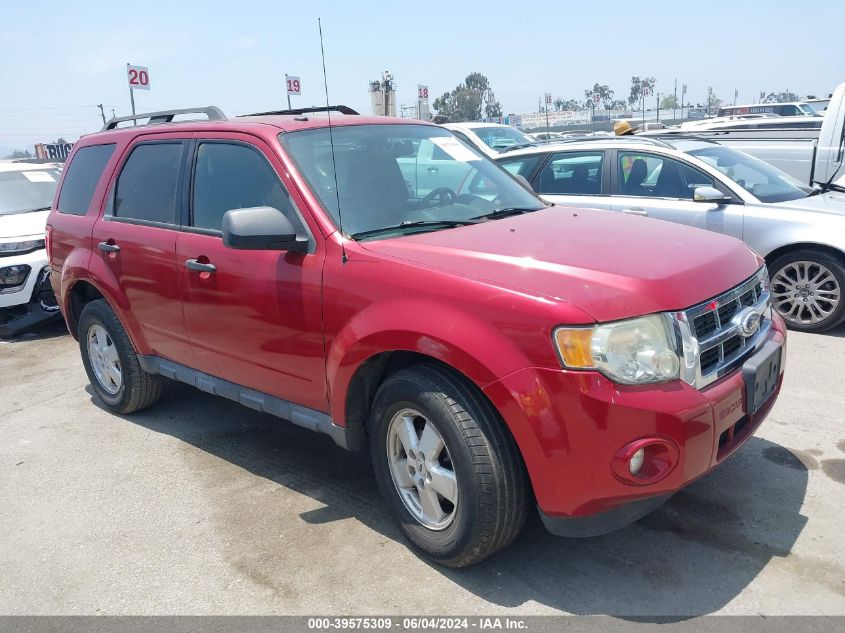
(78, 299, 162, 414)
(769, 250, 845, 332)
(370, 364, 528, 567)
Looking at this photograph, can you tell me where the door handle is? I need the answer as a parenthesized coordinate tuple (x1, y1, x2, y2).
(427, 167, 439, 173)
(620, 207, 648, 216)
(98, 241, 120, 253)
(185, 259, 217, 274)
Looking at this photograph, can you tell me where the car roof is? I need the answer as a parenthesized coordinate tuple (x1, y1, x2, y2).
(76, 109, 436, 146)
(443, 122, 513, 130)
(0, 161, 63, 173)
(493, 134, 723, 158)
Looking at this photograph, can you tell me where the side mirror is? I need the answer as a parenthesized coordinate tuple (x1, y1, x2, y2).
(693, 186, 731, 204)
(222, 206, 308, 252)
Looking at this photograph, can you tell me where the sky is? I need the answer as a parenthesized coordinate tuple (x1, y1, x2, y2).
(2, 0, 844, 152)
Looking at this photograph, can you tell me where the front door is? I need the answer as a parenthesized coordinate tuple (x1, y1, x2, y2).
(610, 150, 744, 241)
(176, 135, 327, 412)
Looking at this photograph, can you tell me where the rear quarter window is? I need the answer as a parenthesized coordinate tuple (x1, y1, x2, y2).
(56, 144, 116, 215)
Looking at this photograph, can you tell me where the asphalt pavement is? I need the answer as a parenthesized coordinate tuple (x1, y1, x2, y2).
(1, 321, 844, 617)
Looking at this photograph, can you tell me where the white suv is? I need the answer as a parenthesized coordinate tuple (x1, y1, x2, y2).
(0, 161, 63, 337)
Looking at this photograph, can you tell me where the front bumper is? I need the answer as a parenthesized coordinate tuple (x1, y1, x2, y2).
(0, 254, 62, 338)
(483, 315, 786, 534)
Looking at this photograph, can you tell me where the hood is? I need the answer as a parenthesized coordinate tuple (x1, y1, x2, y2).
(360, 207, 761, 322)
(769, 190, 845, 216)
(0, 210, 49, 241)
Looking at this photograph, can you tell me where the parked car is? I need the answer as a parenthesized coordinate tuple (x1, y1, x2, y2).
(442, 122, 534, 156)
(497, 135, 845, 332)
(659, 82, 845, 184)
(717, 103, 819, 117)
(48, 105, 785, 566)
(0, 160, 63, 337)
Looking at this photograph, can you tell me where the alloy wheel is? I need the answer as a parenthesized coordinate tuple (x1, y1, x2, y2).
(771, 260, 841, 326)
(386, 408, 458, 530)
(87, 324, 122, 395)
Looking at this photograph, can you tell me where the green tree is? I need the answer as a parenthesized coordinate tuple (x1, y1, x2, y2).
(553, 98, 581, 111)
(432, 72, 502, 122)
(628, 76, 656, 106)
(763, 91, 799, 103)
(660, 94, 680, 109)
(5, 149, 33, 159)
(584, 83, 615, 109)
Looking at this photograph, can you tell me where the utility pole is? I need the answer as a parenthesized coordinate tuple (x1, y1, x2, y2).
(707, 86, 713, 116)
(734, 88, 738, 106)
(111, 109, 117, 119)
(97, 104, 106, 125)
(673, 78, 677, 120)
(681, 83, 687, 119)
(656, 92, 660, 122)
(126, 63, 136, 125)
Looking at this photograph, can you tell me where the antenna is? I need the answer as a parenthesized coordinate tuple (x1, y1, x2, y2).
(318, 18, 347, 263)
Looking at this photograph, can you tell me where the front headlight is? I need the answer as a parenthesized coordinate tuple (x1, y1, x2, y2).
(554, 314, 680, 384)
(0, 239, 45, 254)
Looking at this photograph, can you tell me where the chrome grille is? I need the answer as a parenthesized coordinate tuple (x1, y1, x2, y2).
(675, 267, 771, 389)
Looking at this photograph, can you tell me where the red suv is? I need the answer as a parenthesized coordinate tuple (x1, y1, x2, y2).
(47, 106, 786, 566)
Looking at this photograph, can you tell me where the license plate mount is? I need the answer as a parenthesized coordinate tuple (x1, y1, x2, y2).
(742, 340, 782, 415)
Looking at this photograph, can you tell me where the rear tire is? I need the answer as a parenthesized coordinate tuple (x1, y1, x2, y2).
(369, 363, 529, 567)
(769, 249, 845, 333)
(78, 299, 162, 414)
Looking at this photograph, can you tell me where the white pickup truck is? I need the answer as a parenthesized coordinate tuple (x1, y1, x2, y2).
(652, 82, 845, 189)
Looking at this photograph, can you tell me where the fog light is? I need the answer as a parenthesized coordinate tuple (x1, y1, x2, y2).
(612, 437, 680, 486)
(629, 448, 645, 475)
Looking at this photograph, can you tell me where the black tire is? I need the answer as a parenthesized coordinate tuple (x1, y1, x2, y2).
(769, 249, 845, 333)
(78, 299, 162, 414)
(369, 363, 529, 567)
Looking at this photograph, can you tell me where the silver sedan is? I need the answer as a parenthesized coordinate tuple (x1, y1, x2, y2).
(497, 136, 845, 332)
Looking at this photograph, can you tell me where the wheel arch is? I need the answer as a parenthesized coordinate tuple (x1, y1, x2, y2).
(764, 242, 845, 268)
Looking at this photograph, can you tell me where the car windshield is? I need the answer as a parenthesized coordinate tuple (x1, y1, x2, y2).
(281, 124, 545, 240)
(685, 146, 808, 203)
(0, 168, 61, 216)
(471, 126, 533, 151)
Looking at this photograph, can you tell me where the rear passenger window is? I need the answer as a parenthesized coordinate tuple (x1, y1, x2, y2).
(537, 152, 604, 195)
(113, 143, 183, 224)
(57, 144, 115, 215)
(192, 142, 294, 231)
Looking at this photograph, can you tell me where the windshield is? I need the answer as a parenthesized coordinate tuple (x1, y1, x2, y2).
(281, 124, 545, 240)
(685, 146, 808, 203)
(470, 126, 533, 151)
(798, 104, 818, 116)
(0, 168, 60, 215)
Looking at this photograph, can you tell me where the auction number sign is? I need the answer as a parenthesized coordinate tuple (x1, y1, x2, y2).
(418, 85, 429, 100)
(127, 65, 150, 91)
(286, 76, 301, 95)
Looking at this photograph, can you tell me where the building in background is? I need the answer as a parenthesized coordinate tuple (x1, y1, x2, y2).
(369, 71, 396, 117)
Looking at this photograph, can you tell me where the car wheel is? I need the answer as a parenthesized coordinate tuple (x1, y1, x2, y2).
(370, 363, 529, 567)
(769, 250, 845, 333)
(78, 299, 162, 414)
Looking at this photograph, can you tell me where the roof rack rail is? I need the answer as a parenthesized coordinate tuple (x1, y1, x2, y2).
(640, 131, 722, 144)
(239, 105, 360, 117)
(102, 106, 227, 131)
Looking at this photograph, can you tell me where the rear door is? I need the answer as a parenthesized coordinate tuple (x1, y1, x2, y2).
(609, 150, 744, 240)
(91, 136, 190, 362)
(175, 134, 328, 412)
(529, 150, 611, 210)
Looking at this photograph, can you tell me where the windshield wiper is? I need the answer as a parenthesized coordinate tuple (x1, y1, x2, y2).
(350, 219, 479, 240)
(25, 206, 51, 213)
(471, 206, 546, 220)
